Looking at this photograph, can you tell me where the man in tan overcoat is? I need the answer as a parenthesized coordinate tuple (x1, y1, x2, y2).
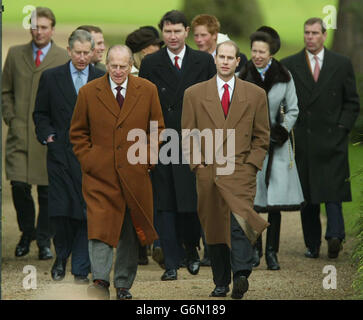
(2, 7, 69, 259)
(70, 45, 165, 300)
(182, 41, 270, 299)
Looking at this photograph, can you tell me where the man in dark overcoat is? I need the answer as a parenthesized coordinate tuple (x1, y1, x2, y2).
(139, 10, 216, 281)
(33, 30, 104, 283)
(281, 17, 360, 259)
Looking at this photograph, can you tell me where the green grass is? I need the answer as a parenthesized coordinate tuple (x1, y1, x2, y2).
(343, 144, 363, 237)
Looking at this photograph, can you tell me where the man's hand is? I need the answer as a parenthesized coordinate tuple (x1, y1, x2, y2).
(46, 134, 55, 143)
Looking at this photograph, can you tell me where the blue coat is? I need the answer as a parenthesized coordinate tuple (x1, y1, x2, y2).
(239, 59, 305, 212)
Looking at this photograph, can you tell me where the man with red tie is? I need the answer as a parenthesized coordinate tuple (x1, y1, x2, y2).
(281, 18, 360, 260)
(2, 7, 68, 260)
(139, 10, 216, 282)
(181, 40, 270, 299)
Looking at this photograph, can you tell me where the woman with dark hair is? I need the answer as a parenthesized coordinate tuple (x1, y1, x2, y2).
(239, 27, 304, 270)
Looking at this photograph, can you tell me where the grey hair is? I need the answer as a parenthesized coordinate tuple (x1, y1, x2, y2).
(106, 45, 134, 64)
(68, 29, 95, 50)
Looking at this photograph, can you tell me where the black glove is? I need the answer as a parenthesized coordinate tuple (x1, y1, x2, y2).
(270, 124, 289, 146)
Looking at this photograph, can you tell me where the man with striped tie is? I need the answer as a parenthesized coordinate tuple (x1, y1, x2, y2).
(33, 29, 104, 284)
(281, 17, 360, 260)
(2, 7, 68, 260)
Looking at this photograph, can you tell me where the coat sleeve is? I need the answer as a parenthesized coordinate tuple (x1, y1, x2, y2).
(1, 48, 15, 126)
(181, 88, 202, 171)
(338, 58, 360, 131)
(245, 91, 270, 170)
(69, 87, 92, 165)
(283, 73, 299, 132)
(147, 84, 165, 169)
(33, 71, 56, 144)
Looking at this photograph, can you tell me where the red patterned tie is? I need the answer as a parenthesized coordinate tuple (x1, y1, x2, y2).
(221, 84, 230, 117)
(313, 55, 320, 82)
(35, 49, 43, 67)
(174, 56, 180, 70)
(116, 86, 124, 108)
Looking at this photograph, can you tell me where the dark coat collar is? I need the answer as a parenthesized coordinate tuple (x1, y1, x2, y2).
(239, 58, 290, 93)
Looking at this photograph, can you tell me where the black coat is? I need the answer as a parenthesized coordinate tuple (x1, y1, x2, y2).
(139, 45, 216, 212)
(33, 62, 105, 219)
(281, 48, 360, 204)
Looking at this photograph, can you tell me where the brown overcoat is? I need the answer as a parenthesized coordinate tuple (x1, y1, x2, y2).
(70, 74, 165, 247)
(181, 76, 270, 247)
(2, 41, 69, 185)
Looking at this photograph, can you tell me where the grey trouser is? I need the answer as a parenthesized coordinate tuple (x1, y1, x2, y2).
(88, 210, 139, 289)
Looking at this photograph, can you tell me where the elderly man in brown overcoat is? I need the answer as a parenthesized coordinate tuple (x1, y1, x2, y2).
(70, 45, 165, 300)
(182, 41, 270, 299)
(2, 7, 68, 260)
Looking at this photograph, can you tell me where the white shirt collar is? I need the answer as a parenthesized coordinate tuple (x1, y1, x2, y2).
(109, 75, 128, 97)
(216, 75, 235, 101)
(167, 46, 186, 67)
(306, 47, 325, 64)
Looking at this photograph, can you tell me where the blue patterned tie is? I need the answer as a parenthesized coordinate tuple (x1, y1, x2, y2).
(74, 71, 84, 94)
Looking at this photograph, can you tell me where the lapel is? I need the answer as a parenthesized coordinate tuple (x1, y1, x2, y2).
(293, 49, 315, 93)
(96, 74, 121, 118)
(307, 48, 339, 105)
(203, 76, 225, 129)
(55, 61, 78, 108)
(23, 41, 63, 74)
(116, 74, 141, 127)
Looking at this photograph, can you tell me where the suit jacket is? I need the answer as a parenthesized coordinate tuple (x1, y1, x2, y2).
(281, 48, 360, 203)
(139, 45, 217, 212)
(33, 62, 105, 220)
(70, 74, 165, 247)
(181, 76, 270, 246)
(2, 41, 69, 185)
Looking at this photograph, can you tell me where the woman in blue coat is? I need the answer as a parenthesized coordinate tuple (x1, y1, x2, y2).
(239, 27, 304, 270)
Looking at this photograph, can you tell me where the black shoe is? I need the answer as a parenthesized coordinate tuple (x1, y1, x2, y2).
(152, 247, 165, 269)
(200, 257, 211, 267)
(328, 238, 343, 259)
(161, 269, 177, 281)
(15, 235, 32, 257)
(51, 258, 67, 281)
(265, 250, 280, 270)
(116, 288, 132, 300)
(87, 280, 110, 300)
(304, 247, 320, 259)
(231, 275, 249, 299)
(209, 286, 230, 297)
(38, 247, 53, 260)
(187, 259, 200, 275)
(138, 245, 149, 265)
(252, 247, 261, 268)
(74, 275, 90, 285)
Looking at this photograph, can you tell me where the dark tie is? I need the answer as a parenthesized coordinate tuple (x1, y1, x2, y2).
(116, 86, 124, 108)
(35, 49, 42, 67)
(174, 56, 181, 70)
(221, 83, 230, 117)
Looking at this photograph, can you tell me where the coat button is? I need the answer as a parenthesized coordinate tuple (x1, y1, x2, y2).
(168, 106, 173, 112)
(117, 146, 121, 150)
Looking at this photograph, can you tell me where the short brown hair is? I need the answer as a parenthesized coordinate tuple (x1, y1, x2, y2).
(77, 25, 103, 34)
(304, 17, 327, 33)
(216, 40, 240, 59)
(191, 14, 220, 35)
(249, 31, 275, 55)
(32, 7, 56, 27)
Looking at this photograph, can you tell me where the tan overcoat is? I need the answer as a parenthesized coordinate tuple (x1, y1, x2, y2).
(181, 76, 270, 247)
(70, 74, 165, 247)
(2, 41, 69, 185)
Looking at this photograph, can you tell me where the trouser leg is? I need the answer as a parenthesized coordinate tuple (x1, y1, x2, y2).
(266, 211, 281, 253)
(71, 219, 90, 277)
(88, 239, 114, 283)
(300, 203, 321, 249)
(208, 243, 231, 287)
(36, 185, 51, 248)
(325, 202, 345, 241)
(113, 210, 139, 289)
(51, 216, 72, 261)
(11, 181, 36, 238)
